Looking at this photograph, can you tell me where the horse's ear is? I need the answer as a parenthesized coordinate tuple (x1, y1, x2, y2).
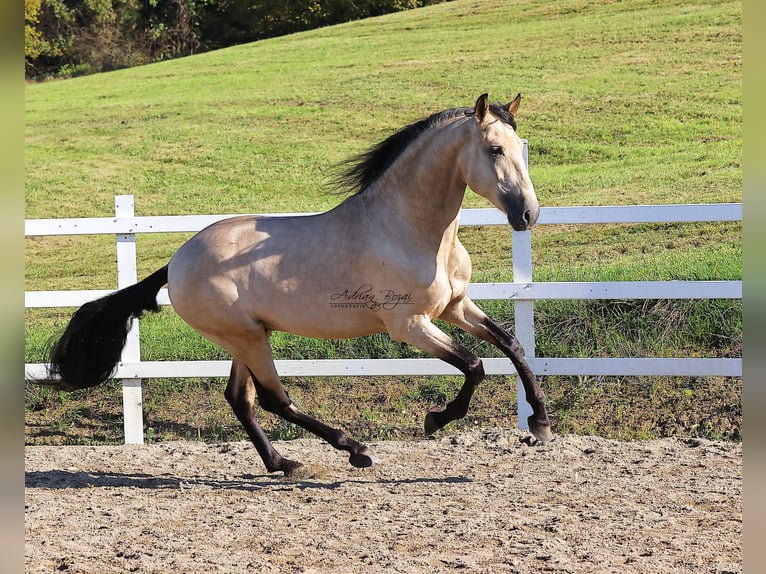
(505, 93, 522, 116)
(474, 93, 490, 123)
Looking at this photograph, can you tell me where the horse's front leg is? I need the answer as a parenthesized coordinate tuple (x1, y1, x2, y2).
(439, 297, 554, 444)
(389, 316, 486, 435)
(224, 359, 308, 478)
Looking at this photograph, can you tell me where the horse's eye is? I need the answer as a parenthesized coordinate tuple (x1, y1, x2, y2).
(490, 146, 505, 157)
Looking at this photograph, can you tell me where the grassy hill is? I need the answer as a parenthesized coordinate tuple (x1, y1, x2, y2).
(25, 0, 742, 444)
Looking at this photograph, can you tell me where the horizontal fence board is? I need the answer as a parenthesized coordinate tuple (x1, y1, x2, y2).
(25, 289, 171, 308)
(24, 213, 317, 236)
(24, 356, 741, 380)
(25, 290, 114, 308)
(537, 203, 743, 225)
(453, 204, 742, 226)
(26, 279, 742, 309)
(467, 280, 742, 300)
(531, 358, 742, 377)
(25, 204, 742, 237)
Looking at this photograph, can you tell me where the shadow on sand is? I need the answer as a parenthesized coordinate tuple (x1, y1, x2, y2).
(25, 469, 471, 492)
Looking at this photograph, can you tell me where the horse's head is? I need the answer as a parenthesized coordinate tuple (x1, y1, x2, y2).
(459, 93, 540, 231)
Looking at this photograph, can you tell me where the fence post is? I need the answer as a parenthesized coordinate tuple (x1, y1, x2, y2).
(115, 195, 144, 444)
(512, 140, 535, 429)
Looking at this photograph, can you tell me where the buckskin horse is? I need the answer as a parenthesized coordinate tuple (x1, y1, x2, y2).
(42, 94, 553, 477)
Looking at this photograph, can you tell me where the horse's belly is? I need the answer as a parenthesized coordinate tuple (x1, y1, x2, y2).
(262, 304, 389, 340)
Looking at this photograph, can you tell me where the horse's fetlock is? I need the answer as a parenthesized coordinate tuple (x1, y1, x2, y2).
(442, 399, 469, 422)
(332, 430, 353, 449)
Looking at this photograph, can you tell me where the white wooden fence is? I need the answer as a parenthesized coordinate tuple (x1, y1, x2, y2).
(25, 197, 742, 444)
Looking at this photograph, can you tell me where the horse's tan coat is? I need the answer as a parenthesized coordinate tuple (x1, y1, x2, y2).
(163, 95, 550, 469)
(168, 96, 535, 381)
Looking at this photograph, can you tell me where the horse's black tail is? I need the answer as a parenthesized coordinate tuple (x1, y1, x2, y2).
(39, 265, 169, 391)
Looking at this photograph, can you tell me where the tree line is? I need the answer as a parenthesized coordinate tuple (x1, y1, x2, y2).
(25, 0, 447, 80)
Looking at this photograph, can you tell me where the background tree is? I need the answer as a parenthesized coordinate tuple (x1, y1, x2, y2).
(25, 1, 446, 80)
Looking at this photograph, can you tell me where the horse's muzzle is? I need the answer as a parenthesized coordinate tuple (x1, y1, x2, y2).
(499, 185, 539, 231)
(508, 203, 539, 231)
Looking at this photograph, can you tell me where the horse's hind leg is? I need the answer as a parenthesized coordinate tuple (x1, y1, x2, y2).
(440, 297, 553, 444)
(230, 334, 378, 469)
(278, 403, 378, 468)
(224, 359, 307, 478)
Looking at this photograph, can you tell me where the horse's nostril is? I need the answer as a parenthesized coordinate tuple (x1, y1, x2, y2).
(523, 209, 531, 223)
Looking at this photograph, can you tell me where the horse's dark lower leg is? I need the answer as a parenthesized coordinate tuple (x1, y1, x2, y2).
(227, 333, 377, 469)
(393, 318, 486, 435)
(224, 361, 306, 478)
(439, 298, 553, 443)
(242, 414, 307, 477)
(479, 318, 553, 443)
(277, 403, 378, 468)
(423, 348, 485, 435)
(246, 366, 377, 469)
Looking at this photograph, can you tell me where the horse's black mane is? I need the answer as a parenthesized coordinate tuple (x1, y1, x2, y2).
(335, 102, 516, 196)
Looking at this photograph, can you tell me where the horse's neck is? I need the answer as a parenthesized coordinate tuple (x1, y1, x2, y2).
(364, 123, 468, 241)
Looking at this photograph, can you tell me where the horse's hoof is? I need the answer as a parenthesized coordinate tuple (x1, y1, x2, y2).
(349, 448, 378, 468)
(527, 416, 555, 445)
(274, 459, 310, 480)
(424, 407, 444, 435)
(282, 462, 311, 480)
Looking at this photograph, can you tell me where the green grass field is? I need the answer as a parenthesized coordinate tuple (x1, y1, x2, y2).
(24, 0, 742, 444)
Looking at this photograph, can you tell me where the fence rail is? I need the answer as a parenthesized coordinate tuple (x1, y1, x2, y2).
(25, 197, 742, 444)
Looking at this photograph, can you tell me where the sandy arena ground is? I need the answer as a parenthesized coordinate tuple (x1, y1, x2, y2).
(25, 428, 741, 573)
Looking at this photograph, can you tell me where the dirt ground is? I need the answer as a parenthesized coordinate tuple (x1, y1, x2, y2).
(25, 428, 741, 574)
